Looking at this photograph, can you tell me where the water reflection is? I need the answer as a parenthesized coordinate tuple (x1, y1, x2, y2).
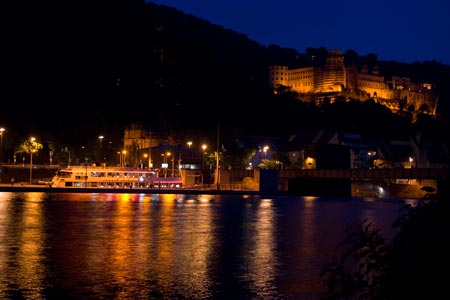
(297, 196, 320, 294)
(0, 192, 405, 300)
(0, 192, 47, 299)
(243, 198, 278, 298)
(275, 195, 323, 298)
(170, 194, 214, 299)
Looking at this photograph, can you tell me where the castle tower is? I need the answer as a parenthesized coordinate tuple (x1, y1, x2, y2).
(315, 50, 346, 92)
(346, 63, 359, 91)
(267, 49, 438, 116)
(269, 66, 289, 88)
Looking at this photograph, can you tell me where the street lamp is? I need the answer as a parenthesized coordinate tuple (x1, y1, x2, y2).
(148, 147, 152, 169)
(143, 153, 148, 168)
(29, 137, 35, 184)
(409, 157, 414, 168)
(122, 150, 127, 167)
(0, 127, 5, 161)
(166, 152, 171, 177)
(202, 144, 207, 169)
(98, 135, 104, 164)
(263, 146, 269, 159)
(85, 157, 89, 187)
(187, 141, 192, 149)
(161, 152, 170, 177)
(161, 153, 165, 177)
(171, 154, 175, 177)
(63, 147, 71, 167)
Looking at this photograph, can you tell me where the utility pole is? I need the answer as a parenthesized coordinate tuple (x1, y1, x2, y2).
(171, 155, 175, 177)
(148, 130, 152, 169)
(215, 125, 220, 190)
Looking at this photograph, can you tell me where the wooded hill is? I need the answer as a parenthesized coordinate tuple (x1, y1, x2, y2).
(3, 0, 450, 148)
(111, 1, 449, 140)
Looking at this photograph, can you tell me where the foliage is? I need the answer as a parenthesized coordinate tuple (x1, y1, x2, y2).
(321, 194, 450, 299)
(258, 159, 283, 170)
(54, 147, 71, 167)
(16, 138, 43, 155)
(222, 146, 256, 169)
(127, 140, 140, 167)
(321, 219, 391, 300)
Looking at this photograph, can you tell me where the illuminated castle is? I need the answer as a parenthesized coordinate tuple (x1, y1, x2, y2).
(269, 50, 438, 115)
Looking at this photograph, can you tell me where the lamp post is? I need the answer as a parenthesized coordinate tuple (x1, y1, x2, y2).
(98, 135, 104, 164)
(148, 130, 152, 169)
(147, 148, 152, 169)
(161, 153, 165, 177)
(161, 152, 169, 177)
(118, 151, 123, 167)
(29, 137, 35, 184)
(263, 146, 269, 159)
(166, 152, 171, 177)
(122, 150, 127, 167)
(13, 151, 19, 165)
(64, 147, 71, 167)
(171, 154, 175, 177)
(409, 157, 414, 168)
(143, 153, 148, 169)
(202, 144, 207, 169)
(177, 153, 182, 177)
(0, 127, 5, 162)
(187, 141, 192, 149)
(85, 157, 88, 187)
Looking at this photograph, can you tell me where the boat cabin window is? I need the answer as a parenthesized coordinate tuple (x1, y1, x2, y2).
(91, 172, 106, 177)
(107, 172, 121, 177)
(57, 171, 72, 178)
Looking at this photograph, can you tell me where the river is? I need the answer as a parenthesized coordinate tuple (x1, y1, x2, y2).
(0, 192, 415, 299)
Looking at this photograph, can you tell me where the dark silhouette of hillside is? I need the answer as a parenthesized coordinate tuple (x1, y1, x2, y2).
(2, 0, 449, 148)
(111, 1, 450, 140)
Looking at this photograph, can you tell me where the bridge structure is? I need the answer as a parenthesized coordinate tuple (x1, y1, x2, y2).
(278, 168, 450, 180)
(255, 168, 450, 197)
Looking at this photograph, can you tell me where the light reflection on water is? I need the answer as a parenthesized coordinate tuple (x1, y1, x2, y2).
(243, 198, 278, 298)
(0, 193, 406, 299)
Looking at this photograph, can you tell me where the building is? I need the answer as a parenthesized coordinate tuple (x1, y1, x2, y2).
(123, 123, 163, 151)
(269, 50, 438, 116)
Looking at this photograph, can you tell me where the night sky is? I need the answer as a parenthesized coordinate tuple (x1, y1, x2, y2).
(150, 0, 450, 65)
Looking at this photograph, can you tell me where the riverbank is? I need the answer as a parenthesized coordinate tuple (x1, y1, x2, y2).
(0, 182, 264, 195)
(0, 164, 57, 185)
(0, 165, 438, 198)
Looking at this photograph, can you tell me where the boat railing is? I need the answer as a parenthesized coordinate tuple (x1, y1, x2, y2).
(65, 165, 155, 172)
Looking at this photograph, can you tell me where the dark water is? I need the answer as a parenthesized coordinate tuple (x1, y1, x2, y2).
(0, 192, 415, 300)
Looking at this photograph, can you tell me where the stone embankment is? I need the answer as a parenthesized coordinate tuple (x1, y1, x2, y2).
(0, 165, 57, 185)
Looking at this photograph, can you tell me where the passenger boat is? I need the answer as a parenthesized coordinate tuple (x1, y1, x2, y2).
(51, 165, 183, 189)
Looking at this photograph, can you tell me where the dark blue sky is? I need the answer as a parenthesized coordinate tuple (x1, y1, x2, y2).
(150, 0, 450, 65)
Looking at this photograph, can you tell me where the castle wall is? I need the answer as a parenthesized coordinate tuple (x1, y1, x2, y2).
(288, 67, 314, 93)
(269, 66, 289, 88)
(268, 50, 438, 115)
(323, 50, 346, 92)
(124, 125, 162, 151)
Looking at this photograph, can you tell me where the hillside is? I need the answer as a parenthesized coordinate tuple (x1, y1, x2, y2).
(1, 0, 449, 149)
(111, 1, 450, 138)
